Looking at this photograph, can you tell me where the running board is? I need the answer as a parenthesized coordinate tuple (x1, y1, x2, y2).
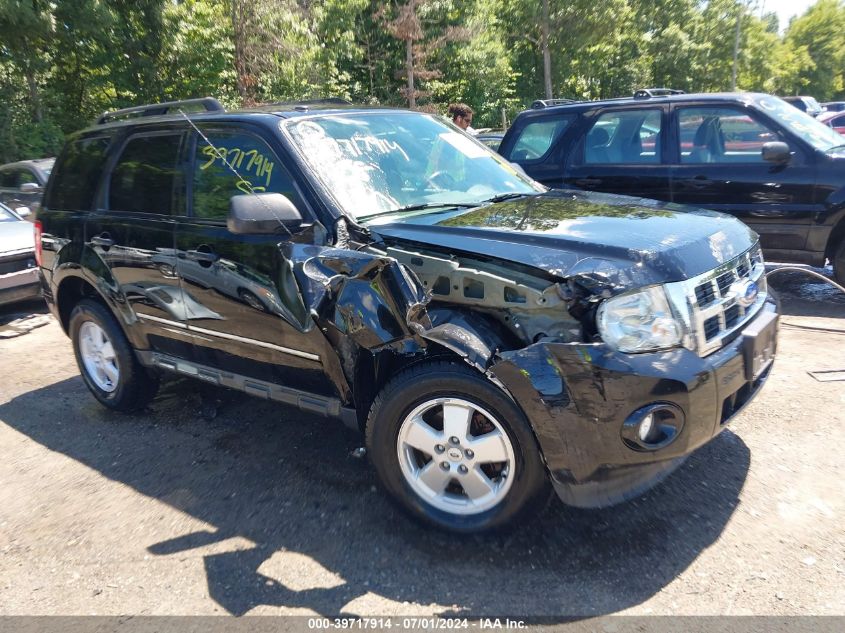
(136, 351, 358, 429)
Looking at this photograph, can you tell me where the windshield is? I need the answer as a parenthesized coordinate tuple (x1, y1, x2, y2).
(755, 95, 844, 151)
(0, 204, 17, 221)
(282, 112, 543, 220)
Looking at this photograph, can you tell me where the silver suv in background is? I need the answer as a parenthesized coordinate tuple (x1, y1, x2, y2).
(0, 158, 55, 217)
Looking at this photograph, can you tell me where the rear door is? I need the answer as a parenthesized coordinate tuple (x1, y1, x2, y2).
(562, 106, 672, 201)
(669, 104, 818, 256)
(85, 127, 195, 358)
(174, 124, 336, 397)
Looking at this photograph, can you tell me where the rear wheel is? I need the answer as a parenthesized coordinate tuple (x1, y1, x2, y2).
(366, 361, 549, 532)
(69, 299, 159, 411)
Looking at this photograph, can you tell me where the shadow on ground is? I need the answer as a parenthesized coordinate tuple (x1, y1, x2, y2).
(0, 372, 750, 618)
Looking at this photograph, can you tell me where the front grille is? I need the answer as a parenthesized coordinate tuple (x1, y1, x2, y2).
(0, 251, 36, 276)
(665, 244, 767, 356)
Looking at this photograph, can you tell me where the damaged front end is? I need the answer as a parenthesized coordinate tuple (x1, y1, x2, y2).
(345, 235, 777, 510)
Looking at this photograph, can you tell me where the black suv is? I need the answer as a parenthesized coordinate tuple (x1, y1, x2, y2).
(499, 90, 845, 284)
(37, 97, 778, 532)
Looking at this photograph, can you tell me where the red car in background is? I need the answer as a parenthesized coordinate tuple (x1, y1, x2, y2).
(818, 110, 845, 136)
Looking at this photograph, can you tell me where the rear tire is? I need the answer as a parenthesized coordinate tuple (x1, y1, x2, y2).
(366, 361, 550, 532)
(69, 299, 159, 412)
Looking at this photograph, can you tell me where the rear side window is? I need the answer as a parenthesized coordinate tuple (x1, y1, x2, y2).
(109, 134, 184, 214)
(44, 137, 110, 211)
(191, 130, 302, 220)
(584, 109, 662, 164)
(506, 117, 573, 162)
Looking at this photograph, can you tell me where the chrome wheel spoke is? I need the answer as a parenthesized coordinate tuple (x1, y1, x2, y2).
(467, 431, 509, 464)
(102, 362, 119, 384)
(417, 461, 452, 495)
(402, 415, 441, 454)
(100, 341, 116, 362)
(442, 403, 472, 444)
(461, 467, 496, 502)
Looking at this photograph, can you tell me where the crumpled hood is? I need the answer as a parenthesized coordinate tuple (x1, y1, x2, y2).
(0, 220, 35, 255)
(366, 189, 758, 294)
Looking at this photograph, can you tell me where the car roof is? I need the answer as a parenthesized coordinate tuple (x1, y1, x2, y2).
(818, 110, 843, 122)
(76, 103, 420, 137)
(519, 92, 773, 116)
(0, 157, 55, 171)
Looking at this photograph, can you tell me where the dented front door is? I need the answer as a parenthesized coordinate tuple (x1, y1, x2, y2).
(175, 126, 337, 397)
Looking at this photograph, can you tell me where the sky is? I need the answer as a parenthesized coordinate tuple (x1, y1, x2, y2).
(759, 0, 817, 32)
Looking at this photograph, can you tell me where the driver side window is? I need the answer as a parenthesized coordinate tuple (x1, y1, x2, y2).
(678, 107, 786, 164)
(191, 130, 303, 220)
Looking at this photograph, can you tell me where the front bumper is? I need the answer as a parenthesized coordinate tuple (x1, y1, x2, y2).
(491, 297, 778, 508)
(0, 267, 40, 307)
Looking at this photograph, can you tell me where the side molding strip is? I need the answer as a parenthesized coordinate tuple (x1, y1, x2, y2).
(136, 350, 358, 429)
(137, 313, 320, 361)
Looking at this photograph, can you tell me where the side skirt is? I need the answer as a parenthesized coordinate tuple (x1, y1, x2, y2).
(136, 350, 359, 430)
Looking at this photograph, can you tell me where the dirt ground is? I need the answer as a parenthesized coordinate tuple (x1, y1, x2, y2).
(0, 265, 843, 617)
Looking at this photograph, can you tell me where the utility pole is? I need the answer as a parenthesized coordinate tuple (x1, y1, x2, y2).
(731, 7, 742, 90)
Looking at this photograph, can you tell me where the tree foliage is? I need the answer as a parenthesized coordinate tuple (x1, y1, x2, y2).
(0, 0, 843, 162)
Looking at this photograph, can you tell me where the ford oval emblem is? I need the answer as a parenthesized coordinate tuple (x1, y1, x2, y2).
(736, 279, 758, 307)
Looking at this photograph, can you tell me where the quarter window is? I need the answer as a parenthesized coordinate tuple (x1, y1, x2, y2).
(191, 131, 301, 220)
(678, 107, 784, 164)
(584, 110, 662, 164)
(109, 134, 184, 214)
(507, 117, 573, 162)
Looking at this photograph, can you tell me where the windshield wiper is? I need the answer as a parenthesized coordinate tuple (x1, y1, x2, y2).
(483, 192, 534, 203)
(825, 144, 845, 152)
(360, 201, 480, 221)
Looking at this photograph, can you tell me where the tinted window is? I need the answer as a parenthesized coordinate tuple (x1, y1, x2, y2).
(44, 136, 111, 211)
(0, 170, 16, 188)
(678, 108, 784, 164)
(585, 109, 662, 164)
(507, 118, 572, 161)
(192, 130, 301, 220)
(109, 134, 183, 214)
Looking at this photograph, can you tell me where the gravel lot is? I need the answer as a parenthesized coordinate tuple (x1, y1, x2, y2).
(0, 266, 843, 617)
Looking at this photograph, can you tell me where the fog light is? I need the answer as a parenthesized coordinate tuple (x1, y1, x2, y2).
(638, 414, 654, 442)
(621, 403, 685, 451)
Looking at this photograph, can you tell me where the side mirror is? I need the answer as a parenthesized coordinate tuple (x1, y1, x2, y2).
(228, 193, 303, 234)
(762, 142, 791, 165)
(16, 206, 31, 218)
(19, 182, 41, 194)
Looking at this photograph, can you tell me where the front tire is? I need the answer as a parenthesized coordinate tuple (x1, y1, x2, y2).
(69, 299, 159, 412)
(366, 361, 549, 532)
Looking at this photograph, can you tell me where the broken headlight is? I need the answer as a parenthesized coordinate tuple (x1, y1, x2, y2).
(596, 285, 683, 353)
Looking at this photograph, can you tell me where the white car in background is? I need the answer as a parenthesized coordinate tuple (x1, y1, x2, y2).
(0, 203, 40, 307)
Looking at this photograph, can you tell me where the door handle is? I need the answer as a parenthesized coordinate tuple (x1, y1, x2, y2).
(90, 233, 114, 248)
(575, 177, 602, 187)
(186, 249, 219, 264)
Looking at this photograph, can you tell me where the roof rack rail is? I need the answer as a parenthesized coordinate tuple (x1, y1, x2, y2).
(633, 88, 685, 99)
(96, 97, 225, 125)
(531, 98, 577, 109)
(265, 97, 352, 107)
